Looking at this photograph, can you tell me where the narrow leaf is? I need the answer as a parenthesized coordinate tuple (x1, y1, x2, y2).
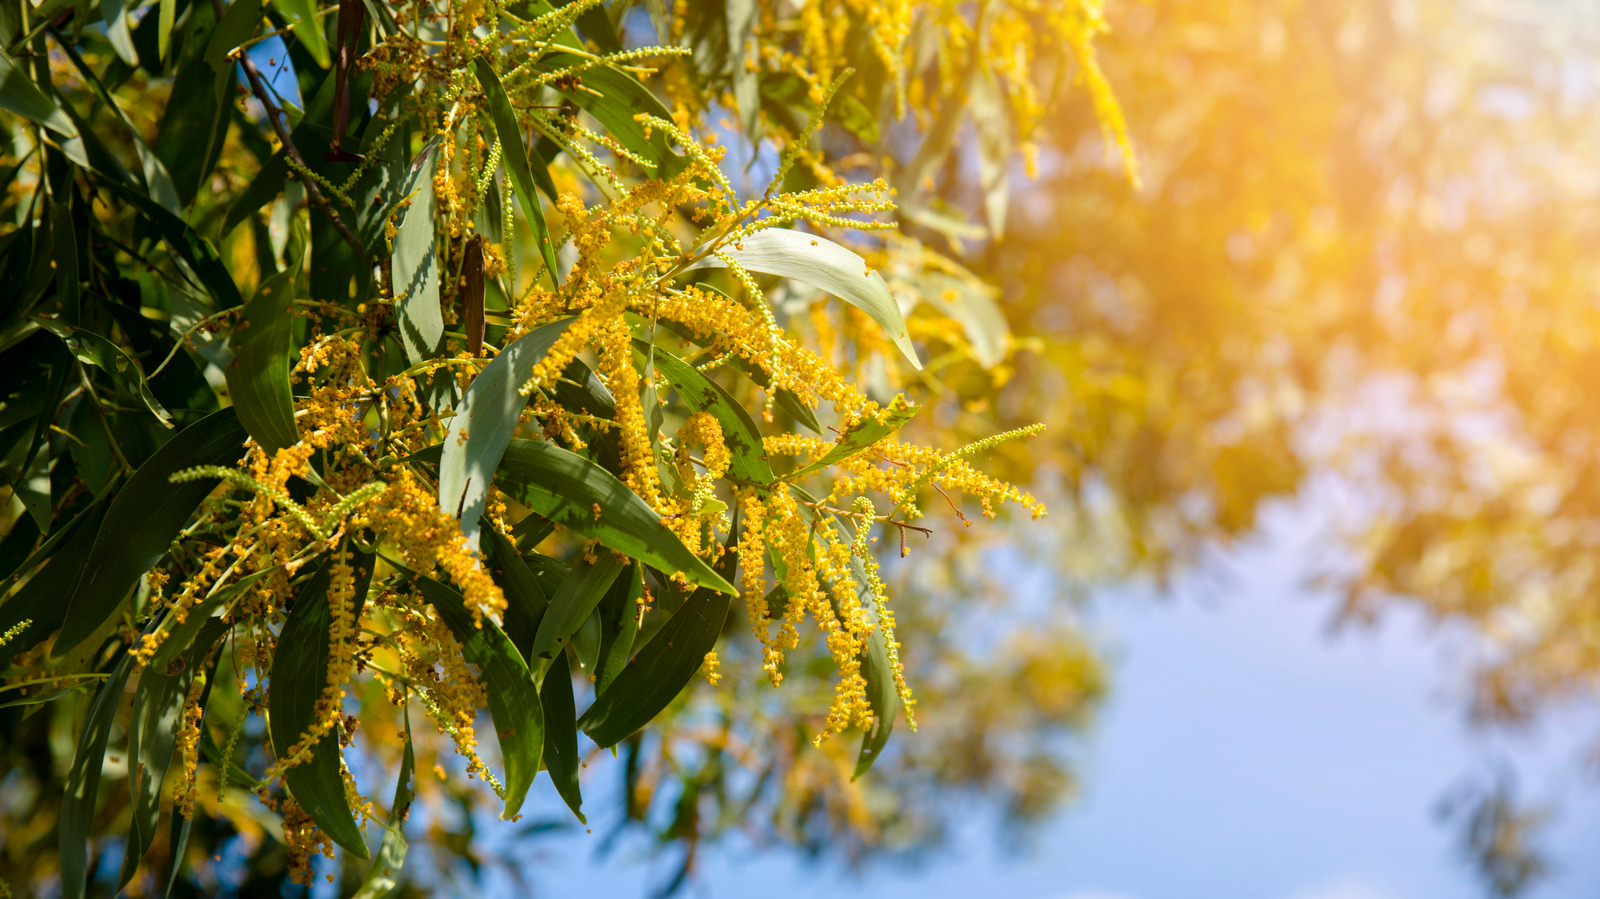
(33, 316, 172, 426)
(415, 576, 544, 818)
(540, 651, 585, 822)
(687, 228, 921, 368)
(393, 141, 443, 365)
(353, 707, 413, 899)
(61, 654, 134, 899)
(532, 551, 624, 663)
(594, 561, 642, 695)
(788, 398, 918, 480)
(577, 559, 735, 748)
(970, 65, 1011, 239)
(54, 409, 248, 657)
(493, 439, 735, 595)
(641, 342, 774, 486)
(269, 552, 373, 858)
(473, 58, 560, 284)
(481, 525, 549, 662)
(269, 0, 331, 68)
(0, 44, 78, 137)
(226, 265, 299, 452)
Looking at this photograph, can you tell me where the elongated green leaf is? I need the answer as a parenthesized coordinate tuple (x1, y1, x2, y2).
(49, 201, 79, 322)
(641, 342, 774, 486)
(269, 553, 373, 858)
(102, 0, 140, 65)
(787, 399, 919, 480)
(577, 558, 735, 748)
(0, 499, 108, 666)
(33, 317, 171, 426)
(61, 653, 133, 899)
(758, 71, 879, 144)
(535, 51, 686, 177)
(158, 0, 177, 60)
(54, 408, 248, 656)
(652, 312, 822, 433)
(120, 619, 229, 886)
(353, 707, 414, 899)
(688, 228, 921, 368)
(270, 0, 331, 68)
(532, 551, 624, 663)
(473, 58, 560, 285)
(0, 44, 78, 137)
(540, 651, 585, 822)
(226, 264, 299, 453)
(394, 141, 442, 364)
(0, 685, 90, 709)
(494, 439, 736, 595)
(481, 525, 548, 661)
(440, 318, 572, 552)
(149, 566, 277, 669)
(415, 576, 544, 818)
(970, 66, 1010, 239)
(853, 617, 897, 778)
(726, 0, 759, 141)
(594, 561, 642, 695)
(917, 271, 1009, 369)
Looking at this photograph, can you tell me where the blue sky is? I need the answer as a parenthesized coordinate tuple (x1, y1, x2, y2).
(500, 492, 1600, 899)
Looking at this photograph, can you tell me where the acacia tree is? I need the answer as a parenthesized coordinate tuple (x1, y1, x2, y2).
(0, 0, 1129, 894)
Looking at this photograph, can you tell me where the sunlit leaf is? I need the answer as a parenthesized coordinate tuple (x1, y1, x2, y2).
(594, 561, 642, 696)
(353, 704, 414, 899)
(269, 0, 331, 68)
(969, 66, 1010, 239)
(393, 141, 443, 365)
(532, 551, 625, 663)
(787, 399, 919, 480)
(439, 318, 572, 553)
(0, 44, 79, 137)
(415, 576, 544, 818)
(473, 58, 560, 285)
(226, 264, 299, 453)
(493, 439, 736, 595)
(687, 228, 921, 368)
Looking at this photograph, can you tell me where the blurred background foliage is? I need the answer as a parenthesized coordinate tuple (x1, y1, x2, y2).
(2, 0, 1597, 895)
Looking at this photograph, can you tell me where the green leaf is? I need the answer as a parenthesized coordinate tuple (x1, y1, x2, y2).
(725, 0, 759, 141)
(532, 551, 625, 663)
(53, 409, 248, 656)
(594, 560, 642, 695)
(269, 0, 331, 68)
(49, 200, 79, 322)
(269, 552, 374, 858)
(415, 576, 544, 818)
(353, 707, 414, 899)
(687, 228, 921, 368)
(641, 342, 774, 487)
(120, 618, 230, 886)
(852, 617, 897, 778)
(225, 264, 299, 453)
(917, 271, 1009, 369)
(32, 316, 172, 426)
(576, 557, 735, 748)
(473, 58, 560, 286)
(158, 0, 177, 60)
(494, 439, 736, 595)
(393, 141, 443, 365)
(0, 499, 109, 666)
(482, 525, 549, 662)
(0, 44, 78, 137)
(0, 685, 91, 709)
(758, 71, 879, 144)
(539, 651, 585, 823)
(440, 318, 572, 552)
(61, 653, 134, 899)
(969, 65, 1011, 239)
(535, 51, 686, 177)
(788, 398, 918, 480)
(101, 0, 140, 66)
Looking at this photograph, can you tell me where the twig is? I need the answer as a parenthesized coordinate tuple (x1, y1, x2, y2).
(221, 7, 368, 261)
